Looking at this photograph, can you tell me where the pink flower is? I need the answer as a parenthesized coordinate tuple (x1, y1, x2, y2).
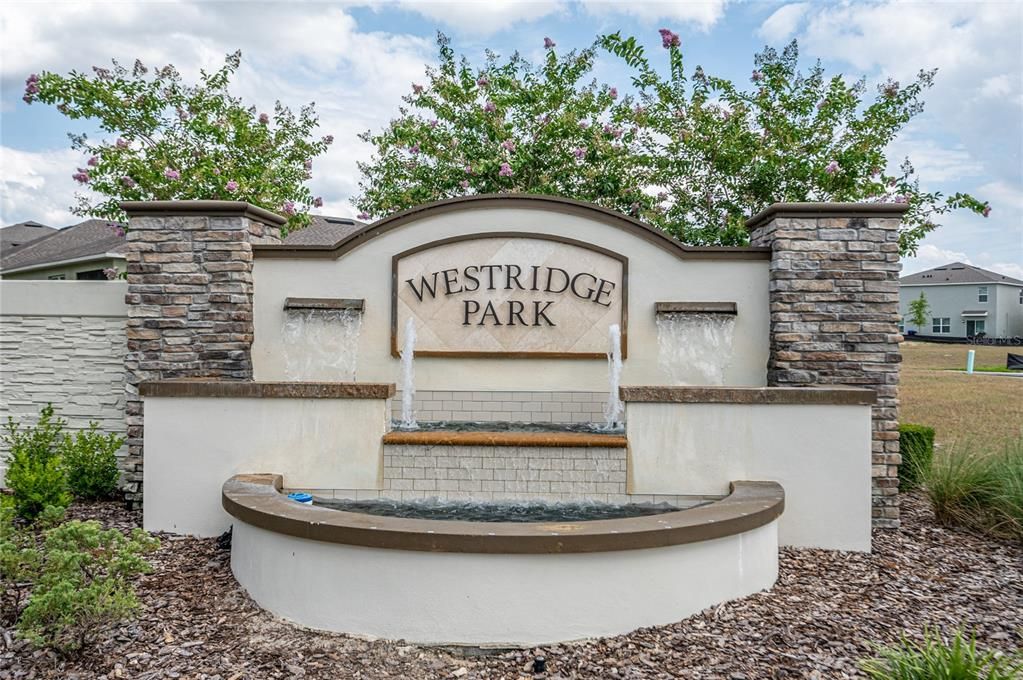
(633, 105, 645, 116)
(225, 180, 239, 192)
(357, 212, 370, 220)
(282, 201, 296, 216)
(657, 191, 668, 202)
(108, 223, 126, 238)
(484, 101, 497, 113)
(72, 170, 90, 183)
(87, 156, 99, 167)
(573, 147, 586, 159)
(817, 100, 826, 110)
(579, 120, 589, 129)
(409, 144, 420, 155)
(464, 164, 474, 174)
(751, 70, 764, 82)
(116, 138, 128, 149)
(883, 79, 899, 98)
(259, 113, 269, 124)
(304, 159, 313, 171)
(23, 73, 40, 102)
(893, 194, 908, 204)
(429, 119, 438, 128)
(609, 87, 618, 100)
(313, 196, 324, 208)
(658, 28, 680, 49)
(500, 139, 516, 152)
(870, 167, 881, 176)
(982, 205, 991, 217)
(825, 160, 840, 175)
(459, 180, 469, 190)
(544, 37, 556, 49)
(477, 76, 489, 88)
(322, 135, 334, 145)
(164, 168, 180, 180)
(121, 176, 135, 188)
(412, 83, 424, 94)
(103, 268, 118, 280)
(498, 162, 513, 177)
(213, 167, 221, 175)
(92, 66, 112, 80)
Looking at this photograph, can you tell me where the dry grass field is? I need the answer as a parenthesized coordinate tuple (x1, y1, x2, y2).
(900, 341, 1022, 449)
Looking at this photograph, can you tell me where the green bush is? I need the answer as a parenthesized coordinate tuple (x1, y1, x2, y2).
(899, 423, 935, 490)
(61, 422, 123, 500)
(16, 519, 159, 655)
(0, 502, 65, 625)
(861, 628, 1021, 679)
(1, 405, 71, 520)
(922, 439, 1023, 541)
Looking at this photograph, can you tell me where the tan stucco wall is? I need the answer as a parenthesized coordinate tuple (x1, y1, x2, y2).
(1, 257, 125, 280)
(626, 401, 873, 551)
(252, 207, 770, 390)
(143, 396, 389, 536)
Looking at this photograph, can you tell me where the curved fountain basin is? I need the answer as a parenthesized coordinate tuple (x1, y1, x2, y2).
(223, 474, 783, 645)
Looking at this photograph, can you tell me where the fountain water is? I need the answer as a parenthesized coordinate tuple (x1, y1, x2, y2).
(282, 308, 363, 381)
(398, 317, 418, 430)
(603, 324, 624, 430)
(655, 312, 736, 385)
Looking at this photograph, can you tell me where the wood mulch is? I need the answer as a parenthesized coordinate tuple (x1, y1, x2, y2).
(1, 494, 1020, 679)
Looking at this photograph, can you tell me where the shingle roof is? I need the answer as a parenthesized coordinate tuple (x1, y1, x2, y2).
(900, 262, 1023, 286)
(1, 221, 57, 252)
(283, 215, 365, 246)
(0, 219, 127, 273)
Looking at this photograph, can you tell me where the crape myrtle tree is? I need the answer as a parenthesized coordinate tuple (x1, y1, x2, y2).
(23, 51, 332, 236)
(355, 32, 989, 254)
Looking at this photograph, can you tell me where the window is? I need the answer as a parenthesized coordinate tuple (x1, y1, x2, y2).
(47, 274, 66, 280)
(932, 317, 951, 334)
(978, 286, 988, 302)
(75, 269, 106, 280)
(1019, 289, 1022, 304)
(967, 319, 986, 337)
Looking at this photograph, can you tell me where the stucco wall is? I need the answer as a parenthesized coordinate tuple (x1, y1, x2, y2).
(0, 281, 128, 479)
(252, 206, 771, 390)
(627, 400, 873, 551)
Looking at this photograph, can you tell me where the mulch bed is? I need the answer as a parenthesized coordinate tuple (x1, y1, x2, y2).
(2, 494, 1020, 679)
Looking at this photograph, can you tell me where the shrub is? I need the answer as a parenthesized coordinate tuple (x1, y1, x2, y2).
(861, 628, 1022, 679)
(898, 423, 935, 490)
(61, 422, 123, 500)
(16, 519, 159, 655)
(1, 405, 71, 520)
(0, 502, 65, 625)
(922, 438, 1023, 540)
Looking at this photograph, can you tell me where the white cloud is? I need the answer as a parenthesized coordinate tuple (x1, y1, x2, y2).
(986, 261, 1023, 280)
(579, 0, 730, 31)
(902, 243, 972, 276)
(756, 2, 808, 43)
(0, 147, 89, 226)
(395, 1, 566, 36)
(885, 132, 984, 184)
(979, 74, 1014, 99)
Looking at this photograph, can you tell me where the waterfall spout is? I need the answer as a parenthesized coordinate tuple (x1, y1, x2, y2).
(399, 317, 418, 430)
(282, 308, 363, 381)
(603, 324, 624, 431)
(655, 312, 736, 385)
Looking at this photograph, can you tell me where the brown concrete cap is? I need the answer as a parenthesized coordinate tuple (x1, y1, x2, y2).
(620, 385, 875, 405)
(654, 301, 737, 314)
(140, 380, 395, 399)
(284, 297, 365, 311)
(120, 200, 287, 226)
(383, 430, 628, 448)
(744, 202, 910, 232)
(221, 474, 784, 554)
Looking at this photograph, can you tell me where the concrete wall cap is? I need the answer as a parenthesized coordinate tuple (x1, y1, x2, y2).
(620, 385, 876, 405)
(139, 380, 395, 399)
(222, 474, 785, 554)
(744, 202, 911, 232)
(119, 200, 287, 226)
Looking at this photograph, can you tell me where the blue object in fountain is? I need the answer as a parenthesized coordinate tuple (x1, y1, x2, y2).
(287, 492, 313, 505)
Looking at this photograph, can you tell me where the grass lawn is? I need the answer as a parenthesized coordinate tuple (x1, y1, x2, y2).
(900, 341, 1022, 449)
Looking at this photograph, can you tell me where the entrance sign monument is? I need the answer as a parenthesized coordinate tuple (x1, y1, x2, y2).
(123, 195, 906, 645)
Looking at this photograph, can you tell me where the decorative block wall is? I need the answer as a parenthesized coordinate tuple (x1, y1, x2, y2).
(122, 201, 284, 506)
(391, 390, 613, 425)
(746, 203, 907, 528)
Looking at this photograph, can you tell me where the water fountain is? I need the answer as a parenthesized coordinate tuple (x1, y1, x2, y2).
(282, 307, 363, 381)
(603, 323, 624, 430)
(398, 317, 418, 430)
(655, 312, 737, 385)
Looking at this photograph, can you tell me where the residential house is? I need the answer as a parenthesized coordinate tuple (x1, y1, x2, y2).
(900, 262, 1023, 339)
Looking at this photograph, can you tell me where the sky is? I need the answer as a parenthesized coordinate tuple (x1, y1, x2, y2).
(1, 0, 1021, 278)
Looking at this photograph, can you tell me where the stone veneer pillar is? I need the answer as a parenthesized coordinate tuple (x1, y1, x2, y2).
(746, 203, 908, 528)
(120, 201, 285, 506)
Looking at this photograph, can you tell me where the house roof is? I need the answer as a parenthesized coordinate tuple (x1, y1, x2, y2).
(0, 213, 360, 274)
(900, 262, 1023, 286)
(0, 219, 127, 274)
(0, 221, 57, 252)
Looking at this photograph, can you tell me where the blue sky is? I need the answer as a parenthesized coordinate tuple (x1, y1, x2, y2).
(1, 1, 1020, 277)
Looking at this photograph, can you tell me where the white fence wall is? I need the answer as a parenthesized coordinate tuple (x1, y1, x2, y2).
(0, 281, 128, 479)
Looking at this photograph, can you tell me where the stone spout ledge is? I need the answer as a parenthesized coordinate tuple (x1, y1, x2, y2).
(382, 430, 627, 448)
(620, 385, 875, 405)
(222, 473, 784, 554)
(140, 380, 395, 399)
